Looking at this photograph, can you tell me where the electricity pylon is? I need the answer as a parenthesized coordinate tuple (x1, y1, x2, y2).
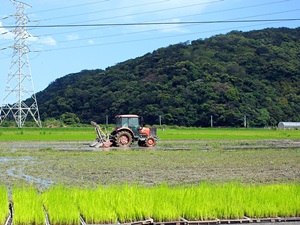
(0, 0, 41, 128)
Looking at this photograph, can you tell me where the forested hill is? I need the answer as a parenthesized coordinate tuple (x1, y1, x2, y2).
(36, 27, 300, 127)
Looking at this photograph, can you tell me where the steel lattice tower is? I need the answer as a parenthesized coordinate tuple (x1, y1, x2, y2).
(0, 0, 41, 128)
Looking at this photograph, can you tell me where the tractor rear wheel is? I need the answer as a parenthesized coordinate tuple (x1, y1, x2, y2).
(145, 137, 156, 147)
(115, 131, 133, 147)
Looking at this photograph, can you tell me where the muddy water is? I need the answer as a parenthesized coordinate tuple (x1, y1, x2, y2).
(0, 141, 92, 151)
(0, 141, 98, 189)
(0, 156, 54, 188)
(0, 140, 299, 189)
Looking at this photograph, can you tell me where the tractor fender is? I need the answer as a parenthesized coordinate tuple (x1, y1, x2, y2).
(139, 127, 151, 137)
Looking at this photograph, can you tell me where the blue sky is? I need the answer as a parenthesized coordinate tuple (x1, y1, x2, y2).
(0, 0, 299, 98)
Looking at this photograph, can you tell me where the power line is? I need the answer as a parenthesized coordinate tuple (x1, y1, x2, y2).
(26, 0, 293, 42)
(20, 0, 223, 38)
(40, 20, 287, 52)
(3, 12, 299, 50)
(50, 8, 300, 45)
(67, 0, 224, 25)
(171, 0, 291, 20)
(2, 1, 298, 56)
(33, 8, 299, 51)
(16, 0, 222, 29)
(234, 9, 300, 20)
(1, 18, 299, 29)
(29, 0, 110, 14)
(2, 0, 289, 40)
(2, 1, 298, 52)
(1, 0, 222, 42)
(40, 0, 170, 22)
(1, 0, 297, 98)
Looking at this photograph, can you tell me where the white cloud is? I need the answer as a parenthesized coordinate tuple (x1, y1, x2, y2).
(88, 40, 95, 44)
(0, 22, 14, 40)
(0, 22, 56, 46)
(158, 18, 189, 33)
(38, 36, 57, 46)
(27, 35, 56, 46)
(66, 34, 79, 41)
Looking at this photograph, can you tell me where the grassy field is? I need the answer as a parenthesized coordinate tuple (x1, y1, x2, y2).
(160, 127, 300, 140)
(0, 127, 299, 141)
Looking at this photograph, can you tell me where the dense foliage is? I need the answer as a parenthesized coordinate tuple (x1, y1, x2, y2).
(36, 27, 300, 127)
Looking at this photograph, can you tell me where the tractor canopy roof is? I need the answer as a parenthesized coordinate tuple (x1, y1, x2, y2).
(115, 114, 139, 118)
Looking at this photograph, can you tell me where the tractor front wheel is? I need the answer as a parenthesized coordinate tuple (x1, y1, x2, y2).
(145, 137, 156, 147)
(115, 131, 133, 147)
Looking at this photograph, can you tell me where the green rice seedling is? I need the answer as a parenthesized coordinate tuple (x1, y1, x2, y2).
(114, 184, 155, 222)
(0, 185, 9, 225)
(279, 183, 300, 217)
(175, 182, 300, 220)
(42, 185, 80, 225)
(77, 184, 161, 223)
(76, 185, 118, 224)
(130, 185, 155, 221)
(180, 182, 220, 220)
(150, 183, 182, 222)
(114, 182, 300, 221)
(12, 185, 45, 225)
(210, 182, 245, 219)
(243, 183, 300, 218)
(95, 183, 151, 223)
(112, 184, 139, 222)
(12, 182, 299, 224)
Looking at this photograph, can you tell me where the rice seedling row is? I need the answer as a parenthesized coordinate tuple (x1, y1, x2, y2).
(2, 183, 299, 225)
(0, 186, 9, 225)
(12, 185, 45, 225)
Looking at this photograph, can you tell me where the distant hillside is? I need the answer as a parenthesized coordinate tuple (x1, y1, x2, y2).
(36, 27, 300, 127)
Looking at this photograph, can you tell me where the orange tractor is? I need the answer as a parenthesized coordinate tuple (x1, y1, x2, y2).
(90, 114, 158, 147)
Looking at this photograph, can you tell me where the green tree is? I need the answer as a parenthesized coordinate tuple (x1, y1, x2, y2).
(33, 27, 300, 127)
(60, 113, 80, 125)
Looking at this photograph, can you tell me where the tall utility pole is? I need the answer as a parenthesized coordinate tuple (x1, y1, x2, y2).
(0, 0, 41, 128)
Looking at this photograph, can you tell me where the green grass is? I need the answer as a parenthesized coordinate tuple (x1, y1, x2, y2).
(0, 127, 299, 141)
(159, 128, 300, 140)
(0, 127, 94, 141)
(0, 185, 8, 225)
